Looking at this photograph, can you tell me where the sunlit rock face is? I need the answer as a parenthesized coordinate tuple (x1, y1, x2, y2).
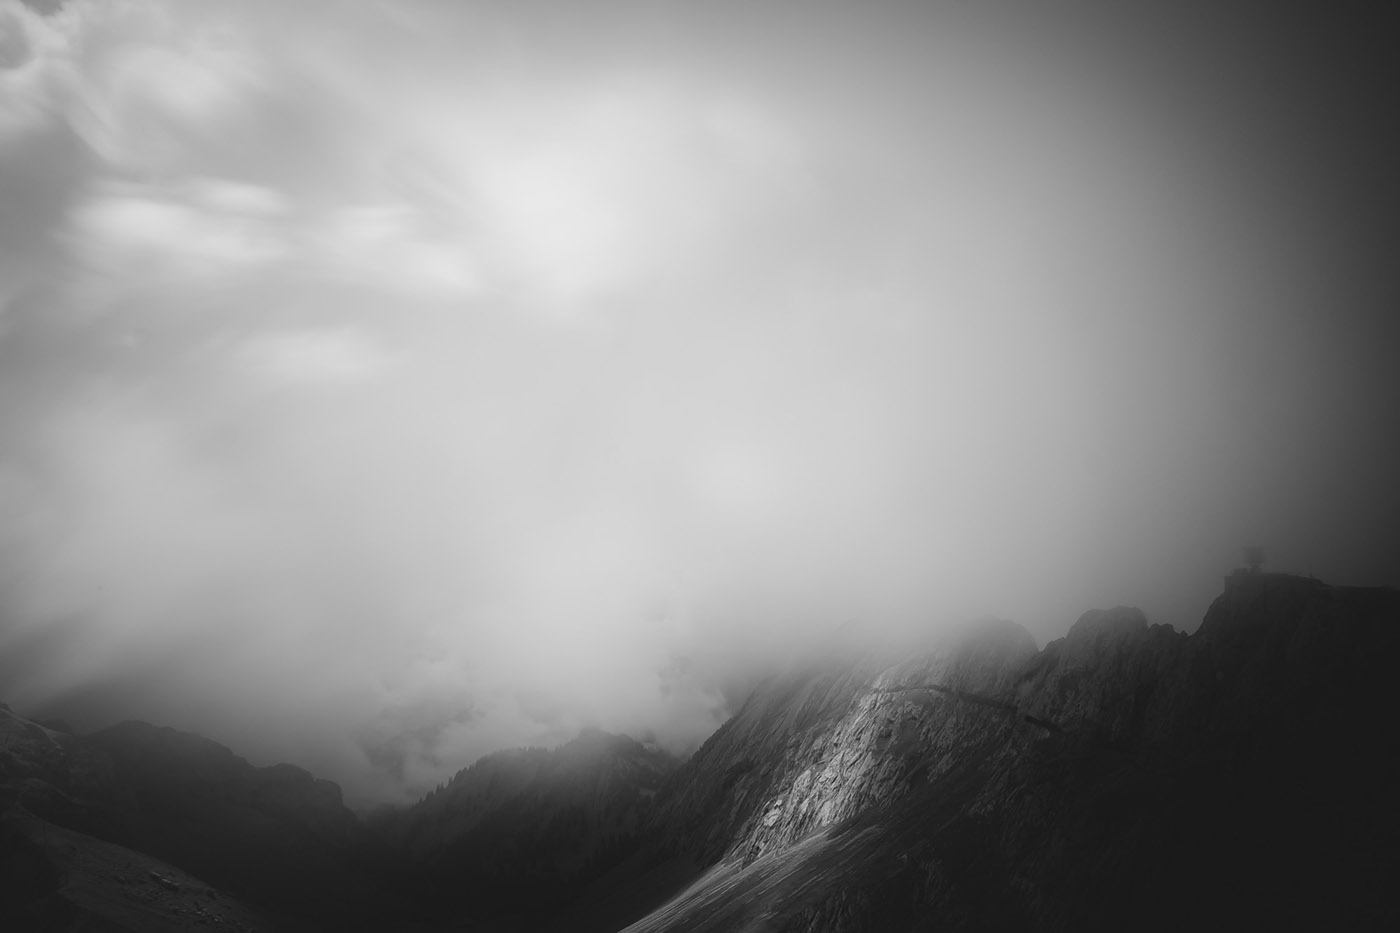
(624, 575, 1400, 932)
(646, 619, 1038, 869)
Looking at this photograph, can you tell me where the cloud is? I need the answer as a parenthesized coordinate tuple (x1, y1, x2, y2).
(456, 75, 812, 305)
(237, 326, 393, 386)
(0, 0, 77, 139)
(8, 0, 811, 315)
(0, 0, 1396, 808)
(303, 203, 484, 298)
(0, 5, 34, 71)
(71, 182, 286, 280)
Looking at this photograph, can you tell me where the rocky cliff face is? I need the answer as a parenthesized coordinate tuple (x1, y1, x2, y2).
(621, 575, 1400, 932)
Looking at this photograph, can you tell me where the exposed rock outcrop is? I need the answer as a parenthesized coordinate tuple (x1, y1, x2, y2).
(645, 618, 1038, 872)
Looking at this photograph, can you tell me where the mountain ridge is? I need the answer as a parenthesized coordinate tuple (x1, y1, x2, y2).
(4, 572, 1397, 930)
(612, 573, 1400, 931)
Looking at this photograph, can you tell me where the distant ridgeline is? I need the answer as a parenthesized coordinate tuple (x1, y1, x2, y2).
(3, 572, 1398, 931)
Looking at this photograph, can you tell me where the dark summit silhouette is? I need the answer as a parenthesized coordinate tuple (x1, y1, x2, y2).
(3, 573, 1397, 930)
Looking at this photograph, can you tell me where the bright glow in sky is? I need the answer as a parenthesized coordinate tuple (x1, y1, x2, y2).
(2, 0, 1396, 804)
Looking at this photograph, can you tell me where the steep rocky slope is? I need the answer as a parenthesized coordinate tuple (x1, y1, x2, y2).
(618, 574, 1400, 931)
(640, 617, 1039, 870)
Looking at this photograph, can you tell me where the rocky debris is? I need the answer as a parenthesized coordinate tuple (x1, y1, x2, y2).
(149, 869, 180, 890)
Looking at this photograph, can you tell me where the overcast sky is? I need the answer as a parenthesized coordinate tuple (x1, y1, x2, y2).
(1, 0, 1396, 805)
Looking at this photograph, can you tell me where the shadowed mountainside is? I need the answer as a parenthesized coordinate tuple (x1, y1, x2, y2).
(0, 706, 679, 931)
(0, 707, 428, 931)
(0, 800, 269, 932)
(368, 727, 678, 930)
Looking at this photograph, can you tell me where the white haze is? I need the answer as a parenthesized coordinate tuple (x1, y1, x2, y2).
(1, 0, 1396, 805)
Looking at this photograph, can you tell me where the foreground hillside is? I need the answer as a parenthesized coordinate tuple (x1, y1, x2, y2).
(0, 705, 425, 930)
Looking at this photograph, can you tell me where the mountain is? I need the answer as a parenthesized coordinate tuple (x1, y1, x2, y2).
(0, 706, 424, 931)
(4, 572, 1397, 930)
(610, 573, 1400, 931)
(1, 798, 268, 932)
(0, 705, 679, 931)
(369, 727, 678, 930)
(0, 705, 272, 930)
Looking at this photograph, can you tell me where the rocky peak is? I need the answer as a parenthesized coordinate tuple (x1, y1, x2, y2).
(1013, 605, 1186, 744)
